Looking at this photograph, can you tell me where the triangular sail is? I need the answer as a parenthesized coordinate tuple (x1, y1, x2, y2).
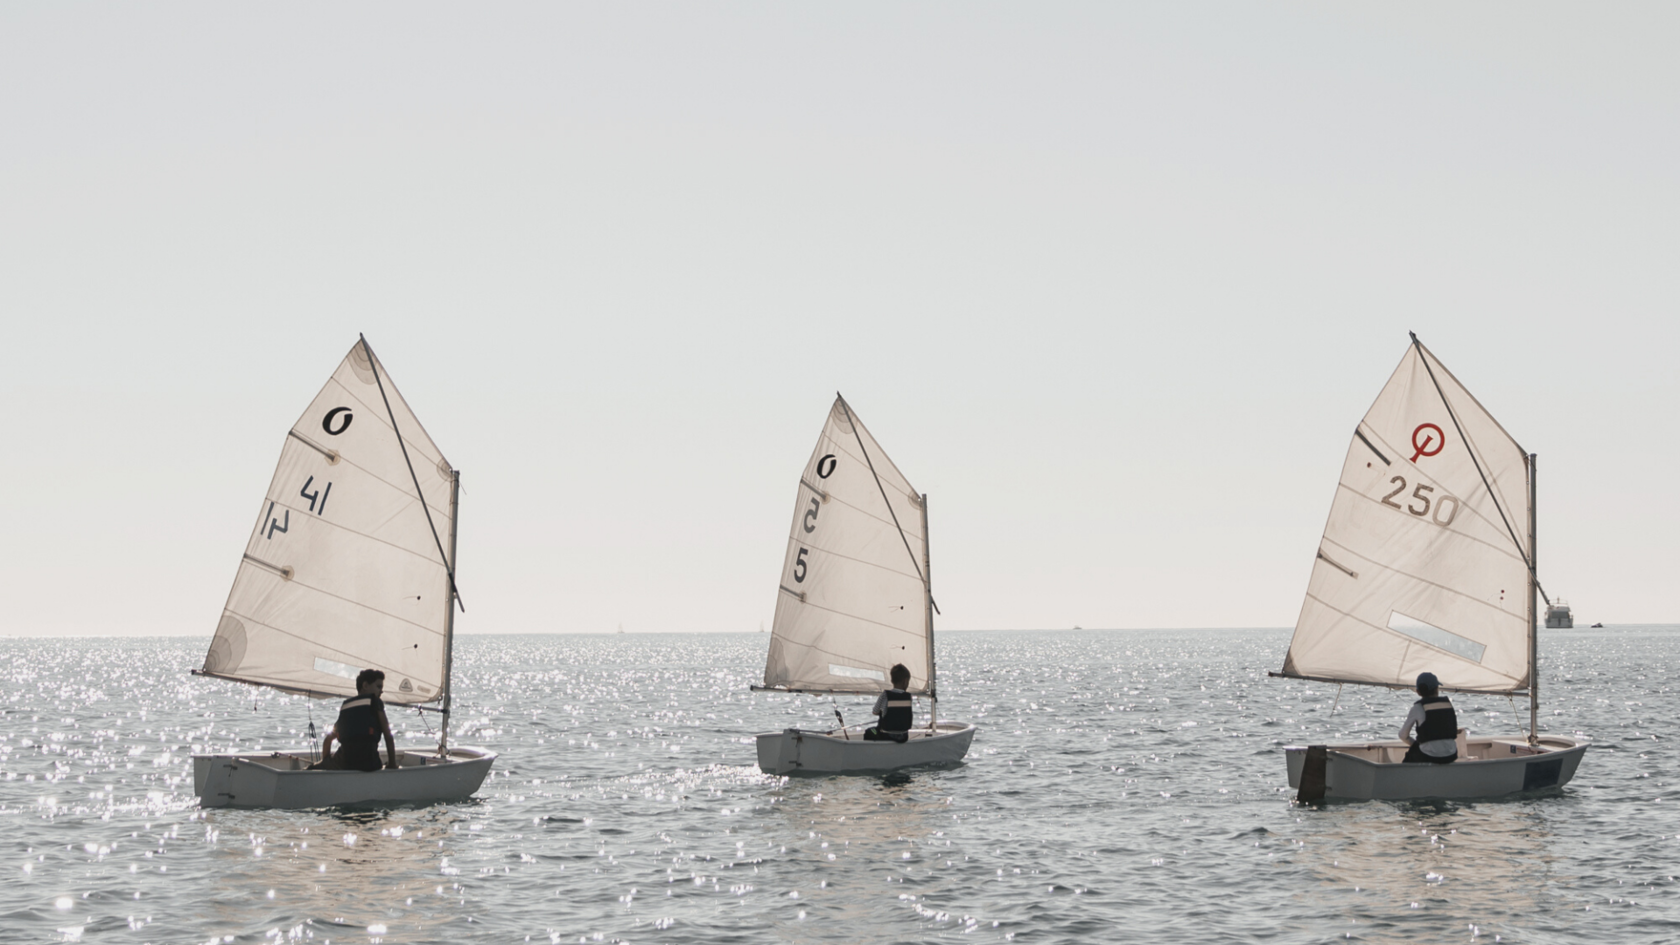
(1280, 340, 1533, 693)
(200, 341, 456, 704)
(763, 395, 933, 695)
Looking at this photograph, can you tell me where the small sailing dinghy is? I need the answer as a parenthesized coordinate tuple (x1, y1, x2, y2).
(1275, 334, 1587, 802)
(753, 395, 975, 775)
(192, 337, 495, 809)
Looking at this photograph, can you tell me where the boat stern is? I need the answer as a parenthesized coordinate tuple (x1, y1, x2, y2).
(193, 746, 497, 809)
(756, 731, 797, 775)
(756, 723, 976, 775)
(1283, 735, 1589, 801)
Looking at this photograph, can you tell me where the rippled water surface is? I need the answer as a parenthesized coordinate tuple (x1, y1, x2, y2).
(2, 628, 1678, 944)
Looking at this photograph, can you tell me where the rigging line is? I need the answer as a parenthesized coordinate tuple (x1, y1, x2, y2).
(835, 394, 927, 587)
(1408, 332, 1550, 605)
(359, 334, 465, 613)
(1267, 670, 1528, 697)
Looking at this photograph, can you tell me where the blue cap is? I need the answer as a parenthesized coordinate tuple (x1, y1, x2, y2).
(1416, 672, 1439, 690)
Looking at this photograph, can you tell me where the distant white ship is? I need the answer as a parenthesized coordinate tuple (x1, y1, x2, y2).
(1545, 599, 1573, 629)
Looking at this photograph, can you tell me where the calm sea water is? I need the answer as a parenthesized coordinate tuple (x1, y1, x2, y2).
(1, 628, 1677, 944)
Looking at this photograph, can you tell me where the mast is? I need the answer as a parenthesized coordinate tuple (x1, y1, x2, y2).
(439, 469, 461, 755)
(1528, 452, 1538, 742)
(921, 492, 936, 728)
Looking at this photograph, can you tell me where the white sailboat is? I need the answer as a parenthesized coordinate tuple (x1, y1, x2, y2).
(192, 337, 495, 809)
(1275, 334, 1587, 802)
(753, 395, 975, 775)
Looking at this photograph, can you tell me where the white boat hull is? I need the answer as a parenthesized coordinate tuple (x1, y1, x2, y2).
(193, 746, 496, 809)
(756, 721, 976, 775)
(1284, 735, 1587, 801)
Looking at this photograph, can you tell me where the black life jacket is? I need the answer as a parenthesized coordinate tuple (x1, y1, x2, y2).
(334, 694, 384, 743)
(1415, 695, 1457, 744)
(879, 689, 913, 733)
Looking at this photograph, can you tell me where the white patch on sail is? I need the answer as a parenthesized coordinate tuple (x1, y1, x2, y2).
(313, 658, 361, 680)
(1386, 612, 1487, 664)
(828, 664, 886, 682)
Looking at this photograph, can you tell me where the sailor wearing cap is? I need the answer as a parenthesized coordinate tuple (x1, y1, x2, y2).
(1399, 672, 1458, 764)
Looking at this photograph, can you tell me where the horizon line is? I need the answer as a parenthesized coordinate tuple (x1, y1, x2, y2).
(4, 624, 1671, 640)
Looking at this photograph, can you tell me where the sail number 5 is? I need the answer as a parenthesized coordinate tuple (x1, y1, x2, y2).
(1380, 475, 1459, 526)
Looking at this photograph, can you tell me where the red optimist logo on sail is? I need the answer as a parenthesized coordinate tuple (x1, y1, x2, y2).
(1410, 423, 1445, 463)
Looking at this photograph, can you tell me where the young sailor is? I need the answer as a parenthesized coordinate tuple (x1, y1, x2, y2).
(864, 664, 914, 743)
(314, 669, 400, 771)
(1399, 671, 1458, 764)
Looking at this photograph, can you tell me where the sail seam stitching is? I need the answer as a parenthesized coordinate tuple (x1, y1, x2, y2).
(228, 567, 448, 639)
(1319, 535, 1529, 623)
(194, 669, 441, 704)
(800, 440, 925, 539)
(817, 421, 917, 502)
(1346, 429, 1521, 545)
(221, 611, 441, 678)
(1331, 481, 1525, 564)
(252, 496, 458, 570)
(836, 397, 928, 588)
(1301, 590, 1523, 682)
(284, 413, 454, 522)
(213, 614, 441, 694)
(322, 375, 445, 466)
(360, 335, 462, 612)
(782, 535, 924, 583)
(1411, 338, 1536, 581)
(773, 595, 929, 639)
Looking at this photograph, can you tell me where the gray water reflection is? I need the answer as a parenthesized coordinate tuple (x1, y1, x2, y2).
(1286, 801, 1565, 941)
(188, 806, 477, 943)
(2, 630, 1679, 943)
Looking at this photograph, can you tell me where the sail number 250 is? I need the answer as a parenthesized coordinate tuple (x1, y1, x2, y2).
(1380, 475, 1460, 527)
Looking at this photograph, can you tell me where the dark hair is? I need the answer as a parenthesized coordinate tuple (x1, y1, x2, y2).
(356, 668, 386, 690)
(889, 663, 911, 688)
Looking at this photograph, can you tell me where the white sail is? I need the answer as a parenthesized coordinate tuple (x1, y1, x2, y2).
(200, 340, 457, 705)
(1281, 340, 1533, 693)
(763, 395, 933, 695)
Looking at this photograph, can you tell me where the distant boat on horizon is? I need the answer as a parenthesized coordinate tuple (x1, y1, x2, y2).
(1545, 599, 1574, 629)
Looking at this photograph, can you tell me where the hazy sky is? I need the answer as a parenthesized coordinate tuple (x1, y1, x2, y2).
(3, 4, 1676, 637)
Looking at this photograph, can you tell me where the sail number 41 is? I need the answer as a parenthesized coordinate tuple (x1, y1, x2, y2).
(1380, 475, 1459, 526)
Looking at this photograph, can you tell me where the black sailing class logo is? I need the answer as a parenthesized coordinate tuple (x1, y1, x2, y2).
(322, 407, 354, 436)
